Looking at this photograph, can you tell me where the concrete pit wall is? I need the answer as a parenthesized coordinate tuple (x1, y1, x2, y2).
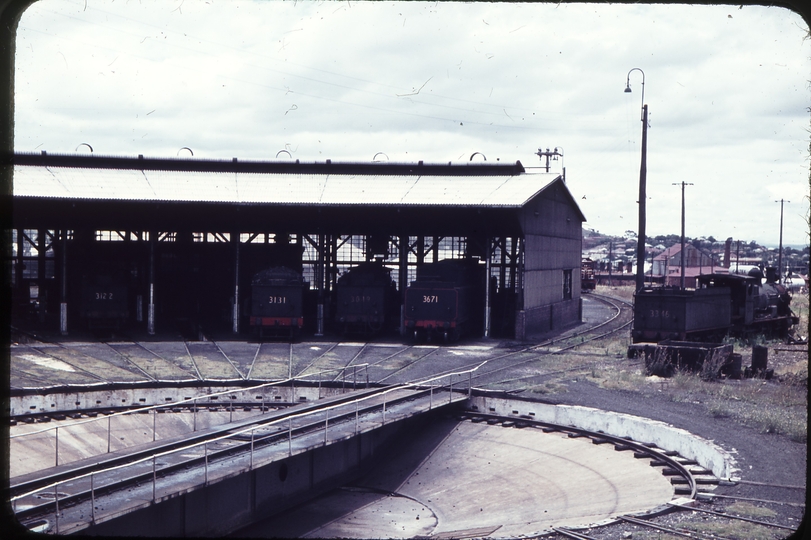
(82, 413, 428, 537)
(10, 383, 352, 417)
(469, 395, 739, 480)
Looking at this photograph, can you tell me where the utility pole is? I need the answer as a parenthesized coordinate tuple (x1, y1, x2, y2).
(673, 181, 693, 289)
(625, 68, 648, 292)
(775, 199, 790, 283)
(535, 147, 563, 173)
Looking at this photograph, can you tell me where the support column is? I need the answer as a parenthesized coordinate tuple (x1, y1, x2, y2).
(484, 237, 491, 338)
(315, 233, 325, 336)
(147, 232, 156, 335)
(60, 230, 68, 335)
(398, 235, 408, 336)
(232, 233, 240, 334)
(417, 235, 425, 266)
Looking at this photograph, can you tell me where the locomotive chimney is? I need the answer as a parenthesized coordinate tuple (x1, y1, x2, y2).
(723, 237, 732, 268)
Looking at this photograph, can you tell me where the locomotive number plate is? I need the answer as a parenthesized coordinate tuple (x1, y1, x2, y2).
(422, 295, 439, 303)
(648, 309, 671, 318)
(95, 292, 115, 300)
(350, 296, 372, 303)
(268, 296, 287, 304)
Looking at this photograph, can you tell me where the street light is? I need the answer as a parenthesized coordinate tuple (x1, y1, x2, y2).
(625, 68, 648, 292)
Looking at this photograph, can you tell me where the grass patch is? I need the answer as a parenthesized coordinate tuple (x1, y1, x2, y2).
(791, 290, 809, 340)
(528, 381, 568, 395)
(725, 502, 777, 518)
(680, 519, 787, 540)
(665, 375, 808, 441)
(587, 364, 646, 391)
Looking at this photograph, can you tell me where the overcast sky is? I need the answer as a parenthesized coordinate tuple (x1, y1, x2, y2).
(13, 1, 811, 247)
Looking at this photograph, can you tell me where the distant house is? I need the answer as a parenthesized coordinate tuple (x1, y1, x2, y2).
(651, 244, 727, 287)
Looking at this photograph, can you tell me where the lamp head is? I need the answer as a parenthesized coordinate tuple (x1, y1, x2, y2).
(624, 85, 632, 93)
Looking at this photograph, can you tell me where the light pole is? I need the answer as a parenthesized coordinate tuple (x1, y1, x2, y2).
(673, 181, 694, 289)
(776, 199, 789, 283)
(625, 68, 648, 292)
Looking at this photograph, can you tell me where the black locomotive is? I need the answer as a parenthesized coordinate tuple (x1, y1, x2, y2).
(334, 261, 399, 335)
(249, 266, 307, 339)
(404, 258, 485, 342)
(80, 273, 129, 329)
(632, 267, 799, 343)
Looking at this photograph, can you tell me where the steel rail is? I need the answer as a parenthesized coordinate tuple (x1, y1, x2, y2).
(12, 385, 436, 523)
(10, 369, 384, 497)
(12, 362, 481, 511)
(464, 412, 697, 501)
(696, 493, 806, 508)
(376, 346, 441, 383)
(668, 501, 798, 531)
(460, 295, 633, 388)
(620, 515, 734, 540)
(11, 360, 375, 439)
(389, 292, 629, 387)
(328, 343, 416, 383)
(551, 526, 599, 539)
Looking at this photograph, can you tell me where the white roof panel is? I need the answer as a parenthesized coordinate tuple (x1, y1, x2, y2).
(13, 165, 561, 208)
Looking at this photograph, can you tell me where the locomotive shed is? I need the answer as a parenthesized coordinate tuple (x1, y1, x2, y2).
(9, 151, 585, 342)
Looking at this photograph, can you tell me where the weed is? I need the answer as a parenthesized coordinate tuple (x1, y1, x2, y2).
(700, 349, 728, 382)
(726, 502, 778, 518)
(681, 520, 786, 540)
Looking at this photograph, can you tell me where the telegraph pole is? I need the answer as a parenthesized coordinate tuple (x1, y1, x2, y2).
(535, 147, 563, 173)
(673, 182, 693, 289)
(625, 68, 648, 292)
(776, 199, 789, 282)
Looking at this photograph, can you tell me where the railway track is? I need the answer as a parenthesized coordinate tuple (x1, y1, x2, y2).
(11, 380, 466, 534)
(376, 292, 634, 389)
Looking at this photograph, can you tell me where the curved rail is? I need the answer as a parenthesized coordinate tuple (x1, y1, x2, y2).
(11, 364, 480, 533)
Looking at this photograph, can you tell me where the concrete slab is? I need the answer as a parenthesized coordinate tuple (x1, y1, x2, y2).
(106, 343, 195, 381)
(248, 342, 292, 380)
(235, 418, 675, 538)
(186, 342, 244, 380)
(11, 346, 108, 386)
(215, 342, 262, 379)
(136, 342, 202, 379)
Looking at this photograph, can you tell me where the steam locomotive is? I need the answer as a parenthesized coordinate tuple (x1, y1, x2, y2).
(249, 266, 308, 339)
(334, 261, 399, 335)
(632, 267, 799, 343)
(404, 258, 485, 342)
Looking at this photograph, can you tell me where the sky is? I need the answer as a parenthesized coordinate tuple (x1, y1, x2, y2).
(12, 0, 811, 247)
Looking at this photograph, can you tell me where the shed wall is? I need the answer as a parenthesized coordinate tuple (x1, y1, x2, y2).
(516, 181, 583, 338)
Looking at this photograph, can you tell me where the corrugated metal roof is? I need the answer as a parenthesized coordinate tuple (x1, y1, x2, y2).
(13, 164, 562, 208)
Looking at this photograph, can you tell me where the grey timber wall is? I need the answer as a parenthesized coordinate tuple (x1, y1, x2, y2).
(516, 179, 583, 338)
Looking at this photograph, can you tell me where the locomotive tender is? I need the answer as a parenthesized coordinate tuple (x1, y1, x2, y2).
(632, 267, 799, 343)
(249, 266, 307, 339)
(404, 258, 485, 342)
(334, 261, 399, 335)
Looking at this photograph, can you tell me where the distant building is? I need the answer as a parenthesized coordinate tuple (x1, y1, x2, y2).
(651, 244, 730, 288)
